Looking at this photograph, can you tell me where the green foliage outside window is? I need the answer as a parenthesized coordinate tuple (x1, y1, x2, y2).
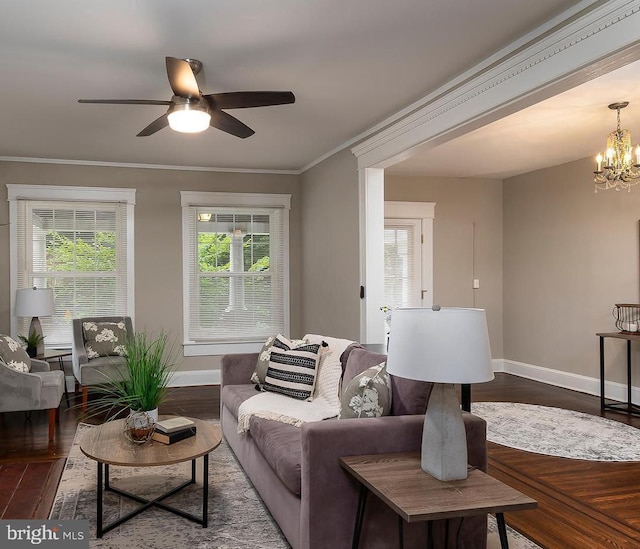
(197, 232, 270, 273)
(46, 231, 116, 271)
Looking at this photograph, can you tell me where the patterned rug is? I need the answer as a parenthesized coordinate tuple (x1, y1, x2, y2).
(471, 402, 640, 461)
(51, 421, 539, 549)
(50, 422, 289, 549)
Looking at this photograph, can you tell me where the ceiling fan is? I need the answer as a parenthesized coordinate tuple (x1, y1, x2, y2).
(78, 56, 295, 138)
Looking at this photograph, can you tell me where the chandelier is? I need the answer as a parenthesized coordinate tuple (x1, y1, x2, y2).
(593, 102, 640, 192)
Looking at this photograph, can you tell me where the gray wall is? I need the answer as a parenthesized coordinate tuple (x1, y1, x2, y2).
(504, 156, 640, 383)
(385, 175, 504, 358)
(0, 160, 302, 372)
(300, 149, 361, 341)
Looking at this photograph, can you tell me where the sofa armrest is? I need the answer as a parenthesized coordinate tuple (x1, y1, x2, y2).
(299, 412, 486, 549)
(221, 353, 259, 388)
(0, 365, 43, 413)
(29, 359, 51, 372)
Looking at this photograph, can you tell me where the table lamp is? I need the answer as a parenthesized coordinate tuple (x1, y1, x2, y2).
(385, 306, 494, 481)
(15, 287, 55, 357)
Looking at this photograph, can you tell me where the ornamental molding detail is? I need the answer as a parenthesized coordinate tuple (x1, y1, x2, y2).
(352, 0, 640, 169)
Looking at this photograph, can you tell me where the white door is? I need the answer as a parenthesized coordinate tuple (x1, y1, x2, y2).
(384, 202, 434, 312)
(384, 219, 422, 309)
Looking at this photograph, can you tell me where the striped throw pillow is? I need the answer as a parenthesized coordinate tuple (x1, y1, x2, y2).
(263, 335, 323, 401)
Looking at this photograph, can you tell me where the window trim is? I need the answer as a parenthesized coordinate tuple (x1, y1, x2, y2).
(7, 184, 136, 344)
(180, 191, 291, 356)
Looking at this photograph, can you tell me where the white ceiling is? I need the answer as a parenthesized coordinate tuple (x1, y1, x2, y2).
(0, 0, 618, 174)
(388, 60, 640, 179)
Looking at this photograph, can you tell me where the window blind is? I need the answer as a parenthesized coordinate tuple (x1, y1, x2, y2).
(185, 206, 286, 343)
(384, 219, 421, 309)
(15, 200, 129, 346)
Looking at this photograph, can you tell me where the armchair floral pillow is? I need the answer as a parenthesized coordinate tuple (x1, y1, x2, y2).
(0, 335, 31, 372)
(83, 321, 128, 359)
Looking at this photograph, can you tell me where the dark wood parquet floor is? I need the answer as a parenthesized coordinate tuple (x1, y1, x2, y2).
(1, 374, 640, 548)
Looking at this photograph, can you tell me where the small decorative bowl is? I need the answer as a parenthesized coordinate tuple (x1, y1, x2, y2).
(124, 410, 156, 444)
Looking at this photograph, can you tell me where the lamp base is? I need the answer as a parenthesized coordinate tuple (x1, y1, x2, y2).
(421, 383, 468, 481)
(29, 316, 45, 357)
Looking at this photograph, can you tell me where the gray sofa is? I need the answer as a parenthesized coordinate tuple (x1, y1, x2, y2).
(221, 344, 488, 549)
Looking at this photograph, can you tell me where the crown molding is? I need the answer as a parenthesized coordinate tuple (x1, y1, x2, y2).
(351, 0, 640, 170)
(0, 156, 301, 176)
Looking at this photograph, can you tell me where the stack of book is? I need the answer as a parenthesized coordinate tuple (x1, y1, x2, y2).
(152, 416, 196, 444)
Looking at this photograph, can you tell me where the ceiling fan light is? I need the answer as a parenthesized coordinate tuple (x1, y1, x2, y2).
(168, 108, 211, 133)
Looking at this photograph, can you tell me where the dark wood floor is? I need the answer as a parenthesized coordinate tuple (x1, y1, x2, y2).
(2, 374, 640, 548)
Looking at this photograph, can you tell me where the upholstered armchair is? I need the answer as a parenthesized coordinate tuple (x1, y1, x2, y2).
(0, 335, 65, 442)
(71, 316, 133, 411)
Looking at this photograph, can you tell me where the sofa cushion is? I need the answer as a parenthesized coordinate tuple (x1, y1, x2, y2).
(0, 335, 31, 372)
(343, 347, 432, 416)
(342, 347, 387, 387)
(339, 361, 392, 419)
(251, 335, 308, 389)
(264, 336, 323, 401)
(249, 416, 302, 496)
(221, 384, 260, 420)
(83, 321, 128, 358)
(390, 375, 432, 416)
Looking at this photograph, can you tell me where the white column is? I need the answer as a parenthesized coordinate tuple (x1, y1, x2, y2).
(227, 229, 247, 311)
(359, 167, 385, 344)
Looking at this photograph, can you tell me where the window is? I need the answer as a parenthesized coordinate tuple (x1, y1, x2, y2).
(8, 185, 135, 347)
(181, 192, 290, 355)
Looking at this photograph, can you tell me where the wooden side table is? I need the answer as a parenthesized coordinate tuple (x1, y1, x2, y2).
(340, 452, 536, 549)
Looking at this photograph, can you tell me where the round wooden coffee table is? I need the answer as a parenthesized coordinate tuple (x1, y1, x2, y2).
(80, 416, 222, 537)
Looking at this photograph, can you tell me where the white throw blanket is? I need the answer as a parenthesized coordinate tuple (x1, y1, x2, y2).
(237, 334, 356, 433)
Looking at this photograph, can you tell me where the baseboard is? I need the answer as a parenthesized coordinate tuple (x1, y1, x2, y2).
(64, 370, 221, 393)
(167, 369, 221, 387)
(493, 358, 639, 404)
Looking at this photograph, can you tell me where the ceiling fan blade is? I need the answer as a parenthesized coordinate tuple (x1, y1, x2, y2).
(78, 99, 172, 106)
(204, 91, 295, 109)
(165, 57, 200, 99)
(136, 114, 169, 137)
(209, 109, 255, 138)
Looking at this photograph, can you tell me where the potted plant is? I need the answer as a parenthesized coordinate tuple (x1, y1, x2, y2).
(18, 331, 45, 358)
(91, 330, 179, 440)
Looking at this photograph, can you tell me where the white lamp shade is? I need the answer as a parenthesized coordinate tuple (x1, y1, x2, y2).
(386, 307, 494, 384)
(15, 288, 55, 317)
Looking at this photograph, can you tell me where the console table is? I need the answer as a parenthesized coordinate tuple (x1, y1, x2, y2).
(340, 452, 536, 549)
(597, 332, 640, 416)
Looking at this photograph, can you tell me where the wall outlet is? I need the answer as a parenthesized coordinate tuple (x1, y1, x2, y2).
(473, 278, 480, 289)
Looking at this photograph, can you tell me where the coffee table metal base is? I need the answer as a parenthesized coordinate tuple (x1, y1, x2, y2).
(96, 455, 209, 538)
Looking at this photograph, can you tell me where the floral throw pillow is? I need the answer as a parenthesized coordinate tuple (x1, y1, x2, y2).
(83, 321, 128, 359)
(251, 334, 308, 389)
(0, 335, 31, 373)
(339, 361, 392, 419)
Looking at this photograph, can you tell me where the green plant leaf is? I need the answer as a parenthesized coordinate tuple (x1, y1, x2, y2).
(83, 330, 180, 418)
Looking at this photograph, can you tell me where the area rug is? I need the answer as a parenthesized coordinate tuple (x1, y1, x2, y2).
(471, 402, 640, 461)
(50, 421, 539, 549)
(50, 422, 289, 549)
